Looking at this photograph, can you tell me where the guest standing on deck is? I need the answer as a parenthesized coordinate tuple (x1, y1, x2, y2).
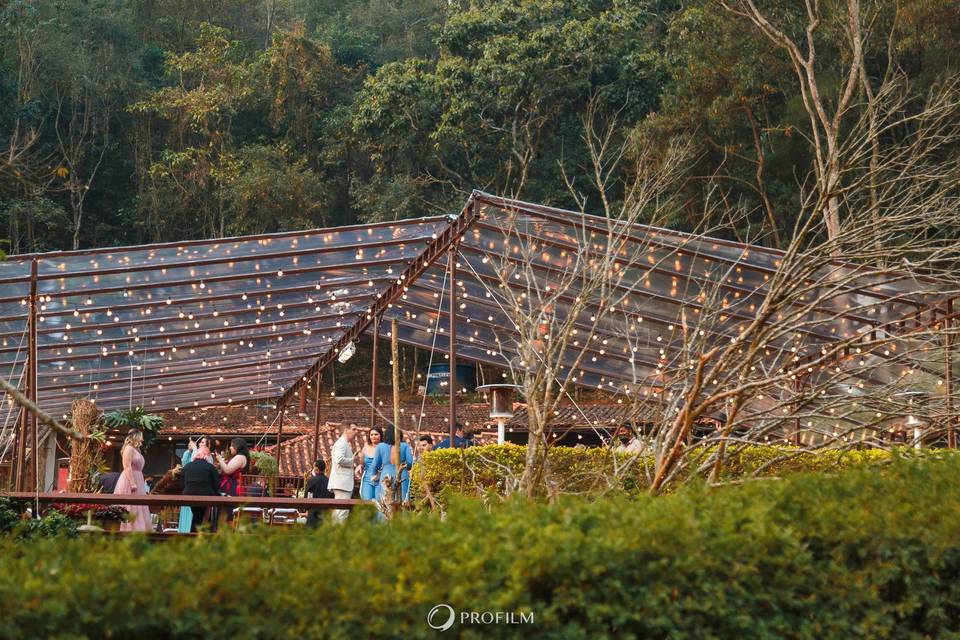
(181, 447, 220, 533)
(113, 429, 151, 532)
(305, 459, 333, 527)
(177, 438, 197, 533)
(434, 423, 476, 449)
(328, 423, 357, 522)
(372, 427, 414, 504)
(215, 438, 249, 524)
(359, 427, 382, 500)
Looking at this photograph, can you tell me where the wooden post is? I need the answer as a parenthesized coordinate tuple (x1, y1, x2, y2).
(448, 248, 458, 446)
(29, 259, 37, 491)
(391, 319, 401, 509)
(298, 385, 307, 414)
(947, 299, 955, 448)
(391, 319, 400, 465)
(275, 405, 285, 456)
(312, 370, 323, 462)
(370, 314, 380, 429)
(15, 260, 38, 492)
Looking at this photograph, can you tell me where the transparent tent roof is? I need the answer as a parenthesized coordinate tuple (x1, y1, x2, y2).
(0, 218, 449, 417)
(0, 191, 947, 420)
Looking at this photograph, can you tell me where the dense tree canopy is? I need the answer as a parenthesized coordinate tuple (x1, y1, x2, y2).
(0, 0, 956, 252)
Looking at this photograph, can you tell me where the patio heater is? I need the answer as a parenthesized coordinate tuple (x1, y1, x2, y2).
(896, 391, 927, 450)
(477, 384, 521, 444)
(905, 414, 923, 449)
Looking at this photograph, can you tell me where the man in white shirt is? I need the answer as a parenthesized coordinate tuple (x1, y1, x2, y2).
(328, 423, 357, 522)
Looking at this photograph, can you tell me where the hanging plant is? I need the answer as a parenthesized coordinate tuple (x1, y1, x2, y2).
(102, 407, 164, 450)
(249, 451, 279, 496)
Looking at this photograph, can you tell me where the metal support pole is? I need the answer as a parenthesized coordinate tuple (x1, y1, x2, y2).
(370, 314, 380, 429)
(448, 248, 458, 446)
(947, 299, 955, 449)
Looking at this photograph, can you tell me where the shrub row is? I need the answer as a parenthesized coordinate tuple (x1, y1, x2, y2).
(412, 443, 897, 497)
(3, 456, 960, 638)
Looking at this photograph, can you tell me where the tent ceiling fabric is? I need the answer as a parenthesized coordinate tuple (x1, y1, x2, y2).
(0, 190, 944, 418)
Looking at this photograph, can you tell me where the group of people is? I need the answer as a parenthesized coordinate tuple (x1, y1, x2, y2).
(110, 420, 478, 532)
(112, 429, 252, 533)
(320, 421, 477, 520)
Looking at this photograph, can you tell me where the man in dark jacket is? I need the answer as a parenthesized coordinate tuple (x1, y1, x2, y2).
(305, 459, 333, 527)
(181, 456, 221, 532)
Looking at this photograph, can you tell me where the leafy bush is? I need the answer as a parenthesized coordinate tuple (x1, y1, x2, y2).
(3, 458, 960, 638)
(15, 510, 79, 540)
(0, 499, 78, 540)
(249, 450, 279, 477)
(102, 408, 164, 449)
(411, 443, 901, 498)
(52, 503, 129, 522)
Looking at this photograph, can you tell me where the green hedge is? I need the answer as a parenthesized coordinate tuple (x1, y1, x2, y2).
(4, 457, 960, 638)
(411, 443, 897, 497)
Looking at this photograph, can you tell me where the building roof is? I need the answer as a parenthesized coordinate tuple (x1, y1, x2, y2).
(2, 191, 946, 463)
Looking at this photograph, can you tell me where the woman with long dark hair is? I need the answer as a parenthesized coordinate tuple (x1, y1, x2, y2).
(215, 437, 250, 497)
(214, 438, 249, 525)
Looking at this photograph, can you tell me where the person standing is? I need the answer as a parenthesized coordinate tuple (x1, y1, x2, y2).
(305, 459, 333, 527)
(434, 423, 476, 449)
(359, 427, 383, 500)
(214, 438, 249, 525)
(177, 438, 198, 533)
(372, 427, 414, 505)
(180, 448, 220, 533)
(113, 429, 151, 532)
(415, 435, 434, 463)
(328, 423, 357, 522)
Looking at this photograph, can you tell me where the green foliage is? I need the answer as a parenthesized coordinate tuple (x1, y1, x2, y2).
(412, 443, 903, 498)
(15, 510, 79, 540)
(102, 407, 164, 449)
(0, 498, 18, 534)
(4, 459, 960, 637)
(2, 0, 957, 249)
(352, 0, 666, 218)
(0, 499, 78, 540)
(249, 450, 279, 477)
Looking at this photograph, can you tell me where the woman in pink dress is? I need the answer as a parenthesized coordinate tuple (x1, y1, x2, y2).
(113, 429, 152, 532)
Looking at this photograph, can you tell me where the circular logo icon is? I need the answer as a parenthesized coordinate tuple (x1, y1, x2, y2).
(426, 604, 456, 632)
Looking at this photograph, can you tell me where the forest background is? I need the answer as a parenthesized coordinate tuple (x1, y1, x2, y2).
(0, 0, 956, 254)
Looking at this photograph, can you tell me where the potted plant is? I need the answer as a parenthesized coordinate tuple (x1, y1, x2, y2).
(249, 451, 279, 496)
(52, 503, 129, 533)
(102, 407, 164, 449)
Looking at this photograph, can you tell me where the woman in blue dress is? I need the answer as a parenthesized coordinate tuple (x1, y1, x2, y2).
(177, 438, 197, 533)
(359, 427, 383, 500)
(371, 427, 414, 504)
